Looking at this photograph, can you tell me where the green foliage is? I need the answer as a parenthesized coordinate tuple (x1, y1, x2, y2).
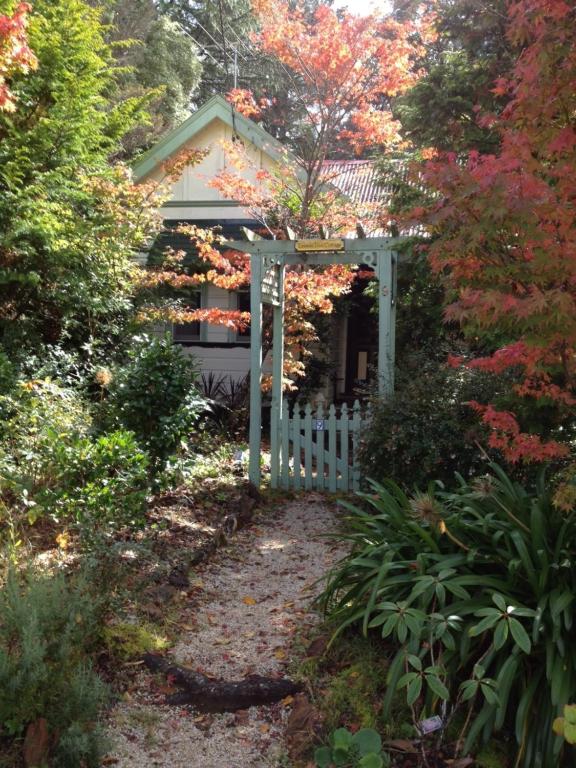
(553, 705, 576, 745)
(319, 465, 576, 766)
(359, 355, 510, 488)
(46, 429, 150, 534)
(0, 349, 15, 395)
(321, 661, 384, 734)
(107, 1, 202, 155)
(106, 334, 207, 468)
(393, 251, 447, 358)
(392, 0, 511, 154)
(314, 727, 390, 768)
(0, 381, 149, 535)
(0, 380, 92, 520)
(0, 0, 159, 358)
(0, 569, 109, 766)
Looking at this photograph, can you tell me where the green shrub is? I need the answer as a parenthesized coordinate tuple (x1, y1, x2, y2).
(0, 380, 92, 521)
(0, 348, 15, 395)
(106, 334, 207, 468)
(319, 465, 576, 767)
(0, 381, 149, 536)
(359, 355, 511, 489)
(0, 569, 109, 766)
(47, 429, 150, 534)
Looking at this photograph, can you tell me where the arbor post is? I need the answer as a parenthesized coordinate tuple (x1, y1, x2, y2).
(270, 264, 285, 488)
(249, 252, 263, 486)
(376, 249, 396, 397)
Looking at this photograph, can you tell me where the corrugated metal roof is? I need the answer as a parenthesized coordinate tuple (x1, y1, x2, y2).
(324, 159, 426, 237)
(323, 160, 385, 204)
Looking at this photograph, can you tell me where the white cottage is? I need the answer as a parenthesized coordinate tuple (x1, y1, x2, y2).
(133, 95, 385, 398)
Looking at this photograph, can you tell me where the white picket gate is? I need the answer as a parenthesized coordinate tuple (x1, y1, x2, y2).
(276, 399, 368, 492)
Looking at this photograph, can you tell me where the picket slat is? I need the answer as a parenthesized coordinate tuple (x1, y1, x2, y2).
(281, 398, 290, 488)
(327, 404, 337, 492)
(304, 403, 313, 489)
(351, 400, 362, 491)
(339, 403, 349, 491)
(315, 401, 325, 490)
(293, 403, 302, 490)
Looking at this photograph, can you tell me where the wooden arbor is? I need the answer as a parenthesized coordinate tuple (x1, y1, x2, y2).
(228, 237, 399, 488)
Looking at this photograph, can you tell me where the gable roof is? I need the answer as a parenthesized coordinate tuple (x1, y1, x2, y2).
(132, 94, 296, 182)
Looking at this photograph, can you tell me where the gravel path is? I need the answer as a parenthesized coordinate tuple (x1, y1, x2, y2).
(107, 494, 344, 767)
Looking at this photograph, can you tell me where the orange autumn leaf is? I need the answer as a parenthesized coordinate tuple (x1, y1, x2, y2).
(242, 596, 257, 606)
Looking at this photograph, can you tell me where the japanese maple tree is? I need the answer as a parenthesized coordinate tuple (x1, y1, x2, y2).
(221, 0, 432, 233)
(0, 2, 36, 111)
(411, 0, 576, 469)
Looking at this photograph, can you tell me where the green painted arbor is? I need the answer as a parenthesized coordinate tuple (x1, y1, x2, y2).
(228, 238, 399, 487)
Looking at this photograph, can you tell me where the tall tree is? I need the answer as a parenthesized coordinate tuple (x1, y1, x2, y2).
(157, 0, 254, 100)
(0, 0, 160, 357)
(156, 0, 304, 142)
(223, 0, 432, 230)
(103, 0, 203, 155)
(392, 0, 512, 154)
(410, 0, 576, 470)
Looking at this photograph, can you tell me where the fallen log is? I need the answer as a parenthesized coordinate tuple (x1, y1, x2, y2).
(143, 653, 302, 712)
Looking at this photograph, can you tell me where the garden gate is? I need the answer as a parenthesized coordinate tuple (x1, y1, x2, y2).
(227, 237, 399, 490)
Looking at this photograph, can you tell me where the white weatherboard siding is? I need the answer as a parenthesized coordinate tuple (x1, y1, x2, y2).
(179, 284, 258, 382)
(181, 345, 250, 381)
(206, 285, 233, 343)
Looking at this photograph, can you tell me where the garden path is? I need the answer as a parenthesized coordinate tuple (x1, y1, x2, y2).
(107, 493, 344, 767)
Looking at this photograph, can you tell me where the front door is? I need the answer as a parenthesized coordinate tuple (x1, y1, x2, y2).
(344, 283, 378, 395)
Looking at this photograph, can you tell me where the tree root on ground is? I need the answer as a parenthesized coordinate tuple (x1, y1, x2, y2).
(143, 653, 302, 712)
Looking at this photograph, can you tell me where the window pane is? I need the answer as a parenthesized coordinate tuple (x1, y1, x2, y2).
(173, 290, 201, 341)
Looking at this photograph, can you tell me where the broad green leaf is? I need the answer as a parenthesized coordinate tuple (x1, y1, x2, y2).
(469, 614, 499, 636)
(407, 655, 422, 671)
(493, 619, 509, 650)
(564, 722, 576, 745)
(407, 675, 423, 706)
(333, 747, 350, 766)
(509, 618, 531, 653)
(314, 746, 332, 767)
(480, 682, 499, 706)
(492, 593, 507, 611)
(358, 755, 384, 768)
(332, 728, 353, 750)
(564, 705, 576, 725)
(352, 728, 382, 756)
(426, 674, 450, 700)
(460, 680, 478, 702)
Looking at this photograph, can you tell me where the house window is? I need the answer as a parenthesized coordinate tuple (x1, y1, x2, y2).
(173, 290, 202, 342)
(236, 289, 251, 342)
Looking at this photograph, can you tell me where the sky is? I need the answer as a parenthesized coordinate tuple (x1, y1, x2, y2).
(333, 0, 393, 15)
